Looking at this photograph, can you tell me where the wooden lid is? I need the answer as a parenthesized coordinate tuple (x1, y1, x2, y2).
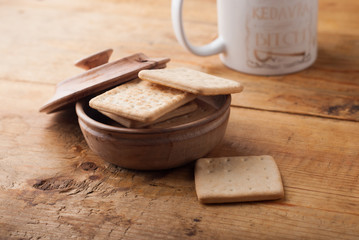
(39, 52, 170, 114)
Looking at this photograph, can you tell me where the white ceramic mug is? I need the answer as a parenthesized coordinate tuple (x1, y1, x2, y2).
(172, 0, 318, 75)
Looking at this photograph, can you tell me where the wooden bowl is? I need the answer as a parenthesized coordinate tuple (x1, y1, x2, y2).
(75, 95, 231, 170)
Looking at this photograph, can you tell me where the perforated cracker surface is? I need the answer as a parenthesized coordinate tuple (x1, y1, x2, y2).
(89, 79, 195, 122)
(195, 155, 284, 203)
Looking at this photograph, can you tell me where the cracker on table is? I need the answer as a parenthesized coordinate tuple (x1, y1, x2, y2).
(89, 79, 195, 122)
(100, 101, 198, 128)
(138, 68, 243, 95)
(195, 155, 284, 204)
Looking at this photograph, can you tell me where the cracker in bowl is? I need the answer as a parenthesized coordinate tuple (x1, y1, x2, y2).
(89, 79, 195, 123)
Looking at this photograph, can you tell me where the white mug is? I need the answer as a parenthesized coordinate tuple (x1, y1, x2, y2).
(172, 0, 318, 75)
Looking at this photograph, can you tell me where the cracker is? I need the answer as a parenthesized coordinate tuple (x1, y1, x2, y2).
(89, 79, 195, 122)
(195, 155, 284, 204)
(100, 101, 198, 128)
(149, 97, 217, 129)
(138, 68, 243, 95)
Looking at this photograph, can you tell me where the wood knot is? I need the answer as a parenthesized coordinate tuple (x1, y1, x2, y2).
(326, 104, 359, 116)
(89, 175, 101, 181)
(32, 177, 75, 191)
(80, 162, 98, 171)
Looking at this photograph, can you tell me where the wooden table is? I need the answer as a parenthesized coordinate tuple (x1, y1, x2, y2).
(1, 0, 358, 239)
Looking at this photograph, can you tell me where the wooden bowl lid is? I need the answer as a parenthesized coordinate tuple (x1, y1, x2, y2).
(39, 52, 170, 114)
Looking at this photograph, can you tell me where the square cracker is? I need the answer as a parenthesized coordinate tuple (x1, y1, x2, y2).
(99, 101, 198, 128)
(89, 79, 195, 122)
(138, 68, 243, 95)
(195, 155, 284, 204)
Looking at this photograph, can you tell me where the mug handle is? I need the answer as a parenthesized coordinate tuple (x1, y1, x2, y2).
(171, 0, 225, 56)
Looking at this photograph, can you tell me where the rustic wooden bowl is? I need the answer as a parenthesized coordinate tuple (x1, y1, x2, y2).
(75, 95, 231, 170)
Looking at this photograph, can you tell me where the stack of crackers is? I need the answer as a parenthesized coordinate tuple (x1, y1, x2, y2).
(89, 67, 284, 204)
(89, 67, 243, 128)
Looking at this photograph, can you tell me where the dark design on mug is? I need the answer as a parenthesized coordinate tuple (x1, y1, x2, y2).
(246, 0, 316, 70)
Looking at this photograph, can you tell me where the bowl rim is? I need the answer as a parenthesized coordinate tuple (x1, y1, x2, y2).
(75, 95, 231, 134)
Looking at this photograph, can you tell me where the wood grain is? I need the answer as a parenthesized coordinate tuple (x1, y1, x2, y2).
(1, 80, 359, 239)
(0, 0, 359, 239)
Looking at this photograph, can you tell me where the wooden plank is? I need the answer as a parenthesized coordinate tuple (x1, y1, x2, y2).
(318, 0, 359, 35)
(1, 80, 359, 239)
(0, 0, 358, 122)
(218, 107, 359, 216)
(0, 0, 358, 238)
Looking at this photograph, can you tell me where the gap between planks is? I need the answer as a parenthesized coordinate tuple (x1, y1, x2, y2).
(230, 104, 359, 123)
